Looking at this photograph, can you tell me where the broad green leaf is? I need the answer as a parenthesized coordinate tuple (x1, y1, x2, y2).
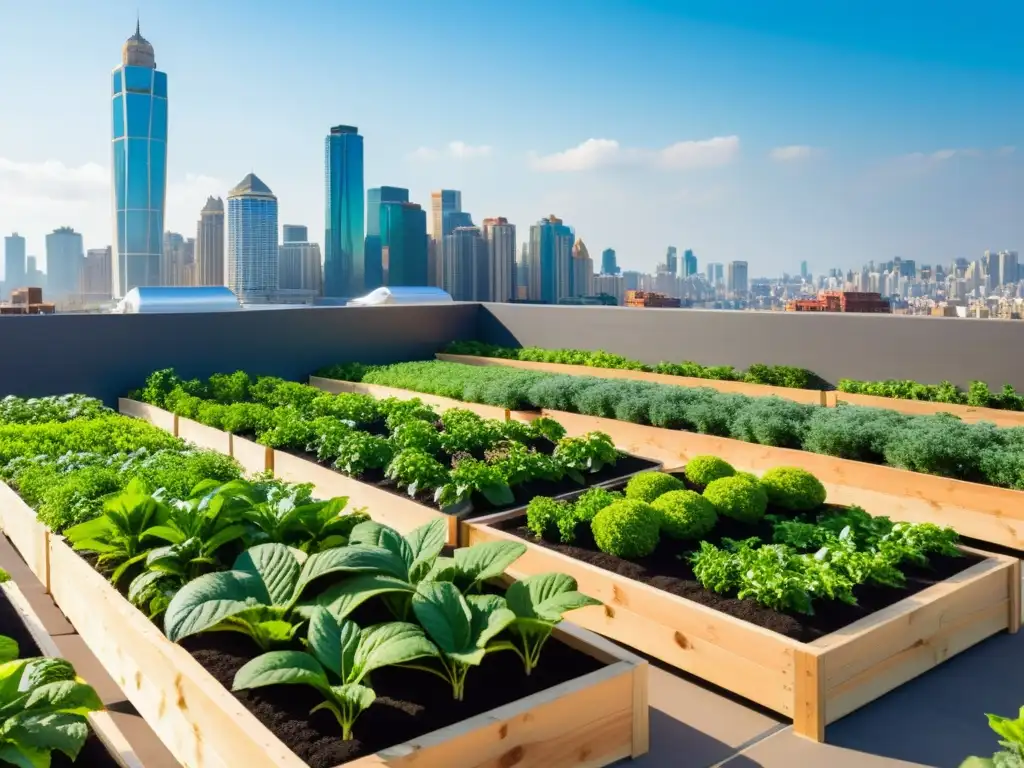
(348, 522, 413, 572)
(4, 712, 89, 760)
(19, 659, 75, 691)
(0, 743, 47, 768)
(354, 622, 438, 679)
(234, 544, 302, 606)
(307, 608, 359, 681)
(19, 680, 103, 715)
(295, 545, 408, 597)
(232, 650, 330, 693)
(110, 550, 153, 585)
(425, 556, 457, 583)
(480, 483, 516, 507)
(453, 541, 526, 588)
(958, 759, 995, 768)
(0, 636, 18, 664)
(0, 660, 29, 702)
(252, 619, 302, 647)
(330, 682, 376, 713)
(64, 516, 113, 547)
(203, 524, 250, 554)
(506, 573, 601, 622)
(164, 571, 270, 643)
(988, 711, 1024, 745)
(466, 594, 516, 647)
(310, 574, 414, 622)
(405, 519, 447, 582)
(141, 525, 186, 544)
(128, 570, 169, 606)
(412, 581, 473, 654)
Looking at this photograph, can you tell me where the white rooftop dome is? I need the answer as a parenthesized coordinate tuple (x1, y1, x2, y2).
(346, 286, 453, 306)
(113, 286, 241, 314)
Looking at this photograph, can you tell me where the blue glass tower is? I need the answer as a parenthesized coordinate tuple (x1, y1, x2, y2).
(324, 125, 365, 298)
(380, 202, 427, 287)
(529, 216, 573, 304)
(365, 186, 408, 291)
(227, 174, 279, 303)
(111, 21, 167, 298)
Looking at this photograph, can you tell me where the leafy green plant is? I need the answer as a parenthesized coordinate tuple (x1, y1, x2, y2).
(591, 499, 661, 558)
(553, 432, 619, 482)
(333, 432, 394, 477)
(391, 420, 443, 454)
(0, 394, 108, 426)
(759, 467, 827, 512)
(572, 487, 622, 523)
(232, 608, 437, 741)
(959, 706, 1024, 768)
(702, 474, 768, 524)
(435, 459, 514, 509)
(651, 490, 718, 540)
(385, 449, 450, 497)
(624, 471, 686, 503)
(235, 481, 368, 553)
(256, 406, 318, 449)
(488, 441, 564, 486)
(0, 653, 104, 766)
(525, 497, 573, 541)
(683, 455, 736, 487)
(163, 542, 407, 649)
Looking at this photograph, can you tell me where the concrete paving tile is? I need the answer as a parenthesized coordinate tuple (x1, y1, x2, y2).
(721, 728, 935, 768)
(0, 533, 42, 589)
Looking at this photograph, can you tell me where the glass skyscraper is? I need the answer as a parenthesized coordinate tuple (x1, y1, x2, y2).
(324, 125, 365, 298)
(365, 186, 408, 291)
(111, 22, 167, 298)
(227, 174, 279, 303)
(379, 202, 427, 287)
(529, 215, 573, 304)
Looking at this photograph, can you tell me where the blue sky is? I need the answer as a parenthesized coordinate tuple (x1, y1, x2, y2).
(0, 0, 1021, 277)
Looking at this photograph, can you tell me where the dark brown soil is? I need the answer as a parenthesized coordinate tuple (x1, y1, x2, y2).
(0, 589, 120, 767)
(181, 615, 604, 767)
(494, 472, 983, 643)
(282, 445, 659, 520)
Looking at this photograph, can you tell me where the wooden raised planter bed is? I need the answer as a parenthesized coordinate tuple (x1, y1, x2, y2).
(117, 398, 178, 435)
(437, 353, 1024, 428)
(311, 375, 513, 420)
(176, 415, 232, 455)
(0, 481, 648, 768)
(463, 517, 1020, 742)
(0, 479, 49, 585)
(1, 578, 145, 768)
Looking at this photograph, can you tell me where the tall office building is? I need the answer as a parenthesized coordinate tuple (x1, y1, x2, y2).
(516, 242, 530, 300)
(111, 21, 168, 297)
(481, 217, 516, 303)
(571, 237, 595, 297)
(800, 260, 809, 280)
(195, 196, 225, 286)
(25, 257, 44, 288)
(379, 202, 428, 287)
(82, 247, 113, 300)
(666, 246, 678, 277)
(227, 173, 279, 303)
(45, 227, 84, 297)
(726, 261, 749, 299)
(999, 250, 1019, 286)
(162, 231, 194, 287)
(324, 125, 364, 298)
(278, 239, 323, 295)
(445, 227, 489, 301)
(528, 215, 573, 304)
(4, 234, 26, 289)
(282, 225, 308, 244)
(430, 190, 462, 287)
(366, 187, 409, 291)
(683, 249, 697, 277)
(706, 262, 724, 286)
(600, 248, 618, 275)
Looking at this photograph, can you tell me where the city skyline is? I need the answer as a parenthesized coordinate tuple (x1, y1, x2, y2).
(1, 1, 1021, 280)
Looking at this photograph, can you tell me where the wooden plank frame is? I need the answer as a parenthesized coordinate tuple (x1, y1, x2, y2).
(117, 398, 178, 435)
(231, 434, 274, 476)
(1, 580, 145, 768)
(436, 353, 1024, 428)
(177, 416, 232, 455)
(0, 480, 49, 585)
(463, 521, 1019, 742)
(31, 517, 647, 768)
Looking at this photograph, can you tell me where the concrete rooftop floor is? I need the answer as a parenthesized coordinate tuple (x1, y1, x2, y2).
(1, 531, 1013, 768)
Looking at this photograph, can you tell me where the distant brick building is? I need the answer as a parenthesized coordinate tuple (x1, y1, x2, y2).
(786, 291, 890, 314)
(625, 290, 681, 308)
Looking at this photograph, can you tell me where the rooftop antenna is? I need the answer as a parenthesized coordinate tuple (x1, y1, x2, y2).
(136, 10, 141, 36)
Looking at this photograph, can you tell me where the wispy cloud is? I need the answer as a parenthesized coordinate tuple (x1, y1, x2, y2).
(769, 145, 820, 162)
(408, 141, 493, 162)
(529, 136, 740, 172)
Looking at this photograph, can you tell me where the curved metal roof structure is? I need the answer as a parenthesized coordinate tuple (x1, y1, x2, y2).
(346, 286, 453, 306)
(113, 286, 241, 314)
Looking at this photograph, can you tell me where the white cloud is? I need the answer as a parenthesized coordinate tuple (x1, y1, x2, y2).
(0, 158, 107, 202)
(408, 141, 493, 162)
(769, 145, 819, 162)
(530, 136, 740, 172)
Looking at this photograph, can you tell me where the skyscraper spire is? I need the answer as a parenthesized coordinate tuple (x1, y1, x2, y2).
(136, 12, 140, 37)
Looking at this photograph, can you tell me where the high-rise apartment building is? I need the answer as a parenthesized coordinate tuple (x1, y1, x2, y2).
(366, 187, 409, 291)
(528, 216, 573, 303)
(324, 125, 364, 298)
(445, 227, 489, 301)
(706, 262, 724, 286)
(111, 21, 168, 297)
(282, 225, 308, 244)
(379, 202, 428, 287)
(278, 239, 323, 296)
(593, 273, 625, 305)
(481, 217, 516, 303)
(4, 234, 26, 289)
(999, 250, 1019, 286)
(726, 261, 749, 299)
(82, 247, 113, 300)
(227, 173, 279, 303)
(162, 232, 194, 287)
(683, 249, 697, 277)
(571, 237, 595, 297)
(430, 190, 462, 288)
(195, 196, 225, 286)
(600, 248, 618, 276)
(45, 227, 84, 297)
(666, 246, 678, 277)
(516, 242, 530, 300)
